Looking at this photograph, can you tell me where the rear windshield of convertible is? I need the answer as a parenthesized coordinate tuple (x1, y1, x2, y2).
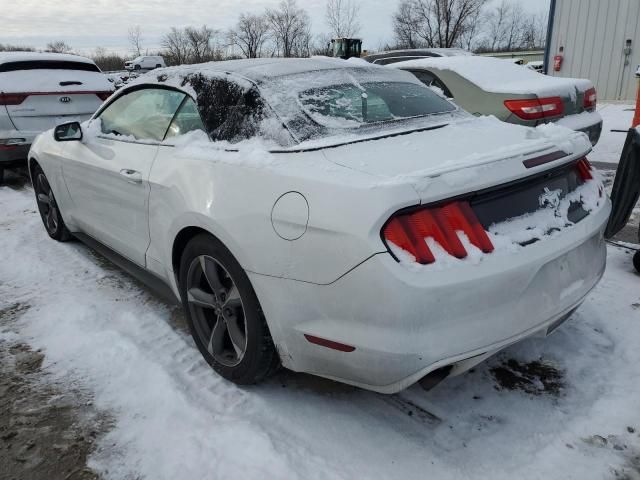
(0, 60, 100, 73)
(259, 67, 458, 142)
(299, 81, 455, 128)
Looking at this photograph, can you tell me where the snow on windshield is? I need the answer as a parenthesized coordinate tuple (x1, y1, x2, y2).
(259, 67, 458, 142)
(298, 81, 455, 129)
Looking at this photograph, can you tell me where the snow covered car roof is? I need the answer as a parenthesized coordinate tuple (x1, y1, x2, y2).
(138, 57, 389, 85)
(127, 57, 465, 146)
(391, 56, 592, 96)
(0, 51, 97, 66)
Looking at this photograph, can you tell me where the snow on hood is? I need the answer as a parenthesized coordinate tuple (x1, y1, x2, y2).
(321, 115, 592, 180)
(392, 57, 593, 96)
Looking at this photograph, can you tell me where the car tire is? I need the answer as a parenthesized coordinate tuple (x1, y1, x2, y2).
(179, 233, 279, 384)
(0, 167, 4, 185)
(155, 64, 161, 69)
(633, 251, 640, 273)
(32, 164, 72, 242)
(134, 65, 141, 70)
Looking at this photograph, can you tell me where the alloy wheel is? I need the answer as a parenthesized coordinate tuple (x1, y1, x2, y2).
(186, 255, 248, 367)
(35, 173, 59, 234)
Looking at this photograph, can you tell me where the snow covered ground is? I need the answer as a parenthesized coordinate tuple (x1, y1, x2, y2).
(1, 177, 640, 479)
(589, 103, 636, 165)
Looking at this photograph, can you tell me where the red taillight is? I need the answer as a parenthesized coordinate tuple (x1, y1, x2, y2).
(576, 157, 593, 180)
(583, 87, 597, 109)
(504, 97, 564, 120)
(382, 201, 494, 265)
(96, 91, 112, 101)
(0, 93, 28, 105)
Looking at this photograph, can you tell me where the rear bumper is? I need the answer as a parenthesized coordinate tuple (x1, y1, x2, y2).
(250, 198, 610, 393)
(555, 111, 603, 146)
(0, 130, 38, 165)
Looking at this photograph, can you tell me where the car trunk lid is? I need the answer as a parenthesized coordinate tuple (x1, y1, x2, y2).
(0, 66, 112, 132)
(320, 116, 593, 203)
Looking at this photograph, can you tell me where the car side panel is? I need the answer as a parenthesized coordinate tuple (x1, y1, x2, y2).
(146, 144, 420, 293)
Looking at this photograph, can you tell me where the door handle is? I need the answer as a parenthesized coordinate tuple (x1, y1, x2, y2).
(119, 169, 142, 184)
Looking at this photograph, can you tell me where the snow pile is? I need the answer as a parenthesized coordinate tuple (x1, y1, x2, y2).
(167, 129, 279, 169)
(1, 183, 639, 480)
(488, 174, 604, 244)
(392, 56, 593, 97)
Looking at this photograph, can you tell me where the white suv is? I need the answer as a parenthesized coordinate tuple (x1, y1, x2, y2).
(125, 56, 166, 71)
(0, 52, 113, 182)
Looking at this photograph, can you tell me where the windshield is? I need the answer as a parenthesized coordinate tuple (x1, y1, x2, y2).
(259, 67, 459, 143)
(299, 81, 455, 128)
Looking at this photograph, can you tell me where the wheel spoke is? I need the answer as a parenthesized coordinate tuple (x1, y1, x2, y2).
(46, 209, 55, 231)
(200, 256, 224, 295)
(224, 313, 246, 358)
(207, 316, 227, 355)
(49, 206, 59, 229)
(37, 193, 51, 205)
(187, 287, 217, 309)
(223, 284, 241, 308)
(37, 174, 50, 194)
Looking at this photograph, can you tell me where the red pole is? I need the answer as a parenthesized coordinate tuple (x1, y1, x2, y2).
(633, 68, 640, 128)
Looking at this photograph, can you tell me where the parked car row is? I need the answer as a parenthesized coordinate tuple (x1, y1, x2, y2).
(26, 55, 610, 393)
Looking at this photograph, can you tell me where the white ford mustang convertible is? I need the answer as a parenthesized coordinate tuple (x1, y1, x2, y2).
(28, 58, 610, 393)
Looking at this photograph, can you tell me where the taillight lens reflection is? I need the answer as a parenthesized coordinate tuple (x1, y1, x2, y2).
(504, 97, 564, 120)
(583, 87, 597, 109)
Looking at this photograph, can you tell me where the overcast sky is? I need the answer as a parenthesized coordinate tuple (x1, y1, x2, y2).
(2, 0, 550, 55)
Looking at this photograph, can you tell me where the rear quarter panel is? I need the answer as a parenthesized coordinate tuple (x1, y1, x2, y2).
(146, 144, 420, 289)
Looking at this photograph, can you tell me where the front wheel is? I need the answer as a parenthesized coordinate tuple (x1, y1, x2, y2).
(179, 234, 279, 384)
(33, 164, 71, 241)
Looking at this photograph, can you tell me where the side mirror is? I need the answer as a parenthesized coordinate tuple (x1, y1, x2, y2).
(54, 121, 82, 142)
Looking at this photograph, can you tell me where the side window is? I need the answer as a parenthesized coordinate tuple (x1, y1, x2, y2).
(165, 97, 206, 140)
(409, 70, 453, 98)
(186, 74, 265, 143)
(98, 88, 186, 141)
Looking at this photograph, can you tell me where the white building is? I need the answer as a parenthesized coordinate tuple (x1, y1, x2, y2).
(546, 0, 640, 101)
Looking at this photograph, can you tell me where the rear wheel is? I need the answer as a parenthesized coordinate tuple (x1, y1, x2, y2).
(33, 164, 71, 241)
(179, 234, 279, 384)
(633, 251, 640, 273)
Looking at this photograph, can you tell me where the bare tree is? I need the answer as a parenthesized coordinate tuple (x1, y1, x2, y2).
(325, 0, 360, 38)
(128, 26, 143, 57)
(185, 25, 218, 63)
(46, 40, 72, 53)
(92, 47, 128, 71)
(393, 0, 423, 49)
(503, 2, 524, 51)
(230, 13, 270, 58)
(458, 10, 485, 51)
(266, 0, 311, 58)
(393, 0, 487, 49)
(0, 43, 35, 52)
(162, 27, 191, 65)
